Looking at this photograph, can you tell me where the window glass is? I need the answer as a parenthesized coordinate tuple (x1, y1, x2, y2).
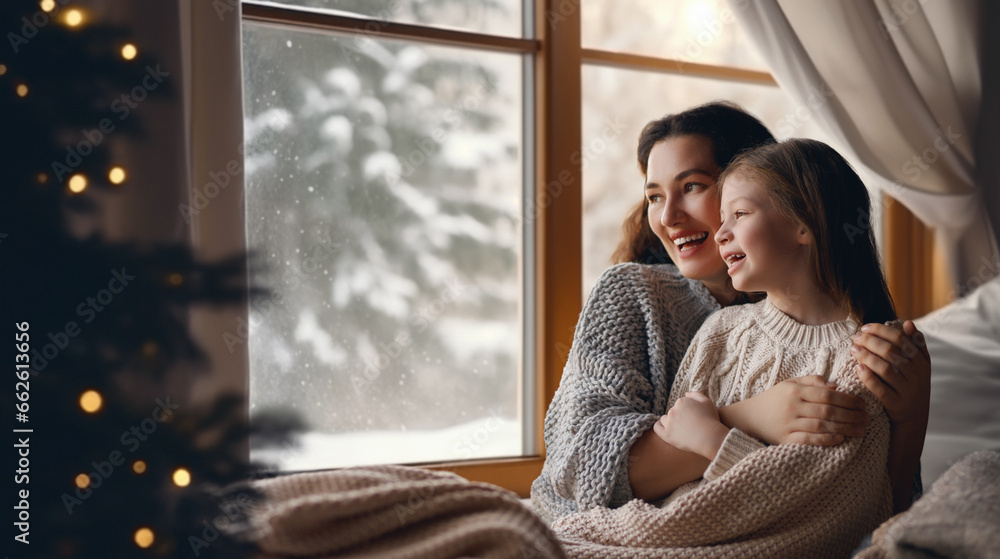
(250, 0, 523, 38)
(582, 0, 768, 70)
(242, 21, 524, 470)
(581, 66, 845, 297)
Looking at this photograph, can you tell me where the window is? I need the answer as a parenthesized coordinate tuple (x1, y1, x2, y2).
(239, 0, 879, 494)
(241, 2, 534, 473)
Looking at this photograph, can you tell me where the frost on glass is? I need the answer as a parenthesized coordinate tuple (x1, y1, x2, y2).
(580, 67, 846, 297)
(242, 21, 523, 470)
(252, 0, 522, 38)
(582, 0, 767, 70)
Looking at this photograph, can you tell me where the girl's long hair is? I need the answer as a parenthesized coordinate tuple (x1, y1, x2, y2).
(718, 139, 897, 324)
(612, 101, 775, 265)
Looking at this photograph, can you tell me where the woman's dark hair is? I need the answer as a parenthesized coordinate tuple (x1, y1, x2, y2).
(718, 138, 897, 324)
(612, 101, 776, 265)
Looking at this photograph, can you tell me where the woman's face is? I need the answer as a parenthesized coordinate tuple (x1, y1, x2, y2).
(644, 135, 729, 287)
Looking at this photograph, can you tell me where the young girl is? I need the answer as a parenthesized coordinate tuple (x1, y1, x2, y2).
(552, 138, 897, 558)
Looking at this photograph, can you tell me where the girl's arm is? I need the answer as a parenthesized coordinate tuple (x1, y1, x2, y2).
(852, 320, 930, 512)
(717, 375, 869, 445)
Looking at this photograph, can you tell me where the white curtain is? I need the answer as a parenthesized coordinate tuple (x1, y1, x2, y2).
(106, 1, 248, 412)
(178, 0, 249, 409)
(729, 0, 1000, 292)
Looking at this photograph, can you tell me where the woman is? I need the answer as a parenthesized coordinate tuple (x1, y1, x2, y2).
(530, 102, 930, 522)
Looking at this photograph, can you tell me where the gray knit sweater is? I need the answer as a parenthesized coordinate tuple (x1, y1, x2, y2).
(530, 263, 721, 523)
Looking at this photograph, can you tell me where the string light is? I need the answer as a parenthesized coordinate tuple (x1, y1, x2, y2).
(0, 64, 7, 75)
(74, 473, 90, 489)
(16, 84, 28, 97)
(132, 460, 147, 474)
(141, 341, 158, 357)
(68, 174, 88, 193)
(134, 527, 155, 549)
(121, 44, 138, 60)
(108, 166, 126, 184)
(172, 467, 191, 487)
(64, 9, 84, 27)
(40, 0, 56, 12)
(36, 172, 49, 184)
(79, 390, 102, 413)
(167, 273, 184, 286)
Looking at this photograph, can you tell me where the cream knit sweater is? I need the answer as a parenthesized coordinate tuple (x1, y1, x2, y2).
(552, 299, 894, 558)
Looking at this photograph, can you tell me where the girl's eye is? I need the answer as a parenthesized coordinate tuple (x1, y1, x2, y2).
(647, 194, 662, 204)
(683, 183, 705, 193)
(734, 210, 748, 219)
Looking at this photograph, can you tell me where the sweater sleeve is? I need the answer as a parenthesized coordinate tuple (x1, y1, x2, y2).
(530, 264, 711, 522)
(703, 428, 766, 481)
(667, 308, 766, 480)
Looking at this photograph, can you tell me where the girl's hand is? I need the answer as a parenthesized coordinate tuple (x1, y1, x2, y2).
(718, 376, 867, 445)
(654, 392, 730, 460)
(852, 320, 931, 427)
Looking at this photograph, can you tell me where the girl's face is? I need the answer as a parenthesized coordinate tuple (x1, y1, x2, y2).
(714, 174, 811, 295)
(645, 136, 730, 289)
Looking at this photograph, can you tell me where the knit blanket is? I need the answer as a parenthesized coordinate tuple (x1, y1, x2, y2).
(857, 449, 1000, 559)
(247, 465, 566, 559)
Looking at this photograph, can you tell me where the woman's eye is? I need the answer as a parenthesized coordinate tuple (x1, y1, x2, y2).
(683, 183, 703, 193)
(647, 194, 661, 203)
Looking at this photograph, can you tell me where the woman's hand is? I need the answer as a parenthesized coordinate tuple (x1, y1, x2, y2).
(851, 320, 931, 427)
(718, 376, 868, 446)
(852, 320, 930, 513)
(654, 392, 730, 460)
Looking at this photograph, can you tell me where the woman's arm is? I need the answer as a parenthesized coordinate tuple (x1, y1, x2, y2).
(852, 320, 930, 512)
(628, 427, 711, 501)
(627, 318, 733, 502)
(533, 264, 720, 518)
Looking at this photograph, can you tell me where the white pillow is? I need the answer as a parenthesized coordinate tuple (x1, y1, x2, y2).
(914, 274, 1000, 487)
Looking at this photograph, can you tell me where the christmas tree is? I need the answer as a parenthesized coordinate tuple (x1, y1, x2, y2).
(3, 1, 268, 556)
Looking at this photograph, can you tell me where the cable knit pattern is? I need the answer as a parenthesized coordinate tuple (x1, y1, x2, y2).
(550, 299, 895, 558)
(530, 263, 721, 523)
